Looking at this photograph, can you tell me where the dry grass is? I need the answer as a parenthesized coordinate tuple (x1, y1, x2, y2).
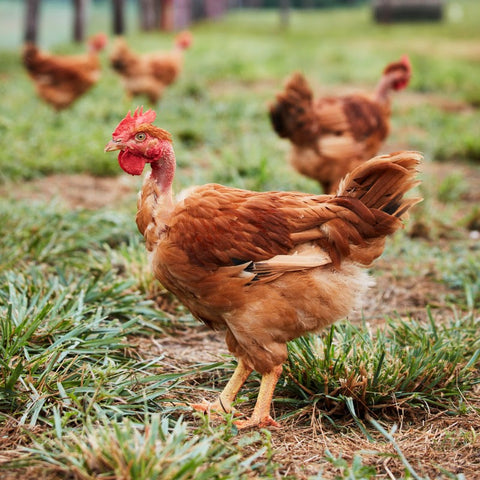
(266, 407, 480, 479)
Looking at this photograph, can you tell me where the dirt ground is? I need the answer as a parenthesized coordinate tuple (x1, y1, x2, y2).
(1, 158, 479, 479)
(0, 173, 140, 210)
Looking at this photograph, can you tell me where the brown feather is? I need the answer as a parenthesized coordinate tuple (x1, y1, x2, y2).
(110, 34, 190, 104)
(270, 59, 410, 193)
(22, 40, 104, 110)
(269, 72, 320, 145)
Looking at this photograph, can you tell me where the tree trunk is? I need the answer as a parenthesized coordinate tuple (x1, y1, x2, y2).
(139, 0, 156, 30)
(279, 0, 290, 28)
(24, 0, 41, 44)
(73, 0, 88, 43)
(153, 0, 162, 29)
(160, 0, 174, 31)
(112, 0, 125, 35)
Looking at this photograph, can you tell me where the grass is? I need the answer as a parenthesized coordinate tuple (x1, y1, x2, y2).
(23, 415, 276, 480)
(283, 312, 479, 420)
(0, 1, 480, 479)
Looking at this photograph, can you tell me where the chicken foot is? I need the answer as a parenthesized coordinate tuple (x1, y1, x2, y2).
(234, 365, 283, 430)
(191, 358, 253, 416)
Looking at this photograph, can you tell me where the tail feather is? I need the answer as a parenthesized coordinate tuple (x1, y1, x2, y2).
(320, 151, 422, 266)
(110, 38, 132, 73)
(269, 72, 319, 145)
(337, 151, 422, 220)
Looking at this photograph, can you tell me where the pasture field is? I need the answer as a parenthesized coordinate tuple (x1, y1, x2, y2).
(0, 1, 479, 478)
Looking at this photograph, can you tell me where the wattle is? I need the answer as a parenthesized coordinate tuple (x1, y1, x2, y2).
(393, 78, 409, 91)
(118, 150, 147, 176)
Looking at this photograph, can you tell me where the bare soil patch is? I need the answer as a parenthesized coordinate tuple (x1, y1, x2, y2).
(0, 173, 139, 210)
(398, 90, 477, 113)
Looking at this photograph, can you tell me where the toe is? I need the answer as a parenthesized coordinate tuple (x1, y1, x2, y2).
(191, 400, 237, 420)
(259, 416, 281, 428)
(234, 415, 281, 430)
(191, 401, 214, 413)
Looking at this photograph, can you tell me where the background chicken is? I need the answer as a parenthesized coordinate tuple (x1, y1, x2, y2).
(22, 33, 107, 111)
(269, 55, 412, 193)
(110, 31, 192, 104)
(105, 108, 421, 429)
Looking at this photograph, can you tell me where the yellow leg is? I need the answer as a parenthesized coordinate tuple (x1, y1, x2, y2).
(191, 358, 253, 415)
(234, 365, 283, 429)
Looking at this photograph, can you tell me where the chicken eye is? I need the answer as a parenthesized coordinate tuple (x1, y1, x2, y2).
(135, 132, 147, 142)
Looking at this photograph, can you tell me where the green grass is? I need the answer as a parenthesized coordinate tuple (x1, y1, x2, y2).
(0, 200, 175, 427)
(23, 415, 276, 480)
(283, 313, 479, 420)
(0, 1, 479, 479)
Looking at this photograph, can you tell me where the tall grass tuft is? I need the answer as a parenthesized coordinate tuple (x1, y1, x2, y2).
(283, 311, 480, 419)
(24, 415, 270, 480)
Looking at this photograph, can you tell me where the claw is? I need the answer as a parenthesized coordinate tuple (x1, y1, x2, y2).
(234, 415, 281, 430)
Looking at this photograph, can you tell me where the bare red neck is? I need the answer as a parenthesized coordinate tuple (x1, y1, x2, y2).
(374, 73, 397, 105)
(150, 143, 176, 216)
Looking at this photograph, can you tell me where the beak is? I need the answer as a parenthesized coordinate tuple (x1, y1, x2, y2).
(104, 140, 124, 152)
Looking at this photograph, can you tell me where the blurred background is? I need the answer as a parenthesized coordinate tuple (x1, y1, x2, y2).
(0, 0, 454, 48)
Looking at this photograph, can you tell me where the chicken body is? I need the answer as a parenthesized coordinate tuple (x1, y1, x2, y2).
(106, 108, 421, 429)
(145, 184, 373, 371)
(269, 56, 412, 193)
(110, 31, 192, 104)
(22, 33, 107, 111)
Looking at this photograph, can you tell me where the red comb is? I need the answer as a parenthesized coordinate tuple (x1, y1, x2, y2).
(113, 107, 157, 137)
(88, 32, 108, 51)
(175, 31, 193, 50)
(383, 54, 412, 75)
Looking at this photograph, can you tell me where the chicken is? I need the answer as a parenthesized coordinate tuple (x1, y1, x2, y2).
(109, 31, 192, 104)
(105, 107, 421, 429)
(22, 33, 107, 111)
(269, 55, 412, 193)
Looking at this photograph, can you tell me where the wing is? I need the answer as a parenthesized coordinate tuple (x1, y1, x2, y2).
(149, 54, 179, 84)
(26, 52, 96, 86)
(166, 184, 381, 271)
(170, 185, 300, 267)
(314, 94, 389, 160)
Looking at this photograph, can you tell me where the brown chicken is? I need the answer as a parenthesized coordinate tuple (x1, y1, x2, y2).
(22, 33, 107, 111)
(110, 31, 192, 104)
(269, 55, 412, 193)
(105, 107, 421, 429)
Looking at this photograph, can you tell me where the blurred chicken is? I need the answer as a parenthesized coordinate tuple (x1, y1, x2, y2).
(22, 33, 107, 111)
(269, 55, 412, 193)
(110, 31, 192, 104)
(105, 107, 421, 429)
